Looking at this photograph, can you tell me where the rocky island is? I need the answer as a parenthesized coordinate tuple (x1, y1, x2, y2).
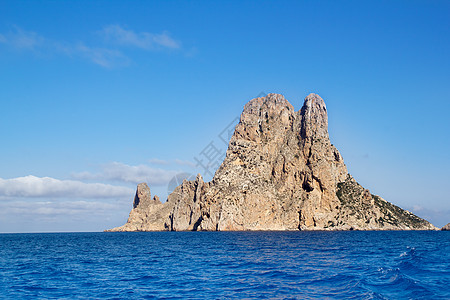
(107, 93, 436, 231)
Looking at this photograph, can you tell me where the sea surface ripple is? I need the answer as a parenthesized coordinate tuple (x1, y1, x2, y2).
(0, 231, 449, 299)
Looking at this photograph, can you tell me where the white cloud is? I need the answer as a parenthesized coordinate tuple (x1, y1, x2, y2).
(0, 199, 132, 232)
(0, 175, 133, 198)
(148, 158, 170, 165)
(406, 205, 450, 228)
(72, 162, 180, 186)
(148, 158, 196, 167)
(101, 25, 180, 49)
(75, 44, 129, 68)
(0, 27, 45, 49)
(0, 200, 119, 216)
(0, 27, 126, 67)
(152, 31, 180, 48)
(412, 205, 423, 212)
(174, 159, 196, 167)
(0, 25, 181, 67)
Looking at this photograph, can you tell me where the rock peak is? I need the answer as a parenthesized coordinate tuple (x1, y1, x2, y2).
(242, 93, 293, 117)
(195, 173, 204, 183)
(304, 93, 326, 108)
(265, 93, 294, 111)
(300, 93, 329, 139)
(108, 93, 436, 232)
(133, 183, 151, 209)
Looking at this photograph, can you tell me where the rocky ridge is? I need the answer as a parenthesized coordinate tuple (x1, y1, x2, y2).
(107, 93, 436, 231)
(442, 223, 450, 231)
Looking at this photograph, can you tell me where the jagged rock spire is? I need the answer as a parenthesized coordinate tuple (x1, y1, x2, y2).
(300, 93, 329, 140)
(107, 93, 436, 232)
(133, 183, 151, 209)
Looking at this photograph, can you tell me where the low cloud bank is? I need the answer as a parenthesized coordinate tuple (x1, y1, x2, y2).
(72, 162, 181, 186)
(0, 175, 133, 198)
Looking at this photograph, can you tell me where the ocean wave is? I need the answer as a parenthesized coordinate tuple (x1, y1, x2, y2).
(1, 231, 449, 299)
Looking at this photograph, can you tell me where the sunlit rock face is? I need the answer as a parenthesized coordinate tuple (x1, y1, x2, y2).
(107, 93, 436, 232)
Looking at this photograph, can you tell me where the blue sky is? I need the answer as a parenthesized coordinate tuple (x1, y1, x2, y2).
(0, 0, 449, 232)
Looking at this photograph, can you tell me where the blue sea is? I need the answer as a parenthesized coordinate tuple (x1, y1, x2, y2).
(0, 231, 449, 299)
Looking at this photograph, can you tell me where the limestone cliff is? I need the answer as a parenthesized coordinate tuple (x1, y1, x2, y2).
(107, 93, 436, 231)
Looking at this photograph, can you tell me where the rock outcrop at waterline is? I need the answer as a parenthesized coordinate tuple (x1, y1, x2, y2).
(442, 223, 450, 231)
(106, 93, 436, 231)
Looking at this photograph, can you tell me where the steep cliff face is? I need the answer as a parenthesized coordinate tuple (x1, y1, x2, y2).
(107, 93, 436, 231)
